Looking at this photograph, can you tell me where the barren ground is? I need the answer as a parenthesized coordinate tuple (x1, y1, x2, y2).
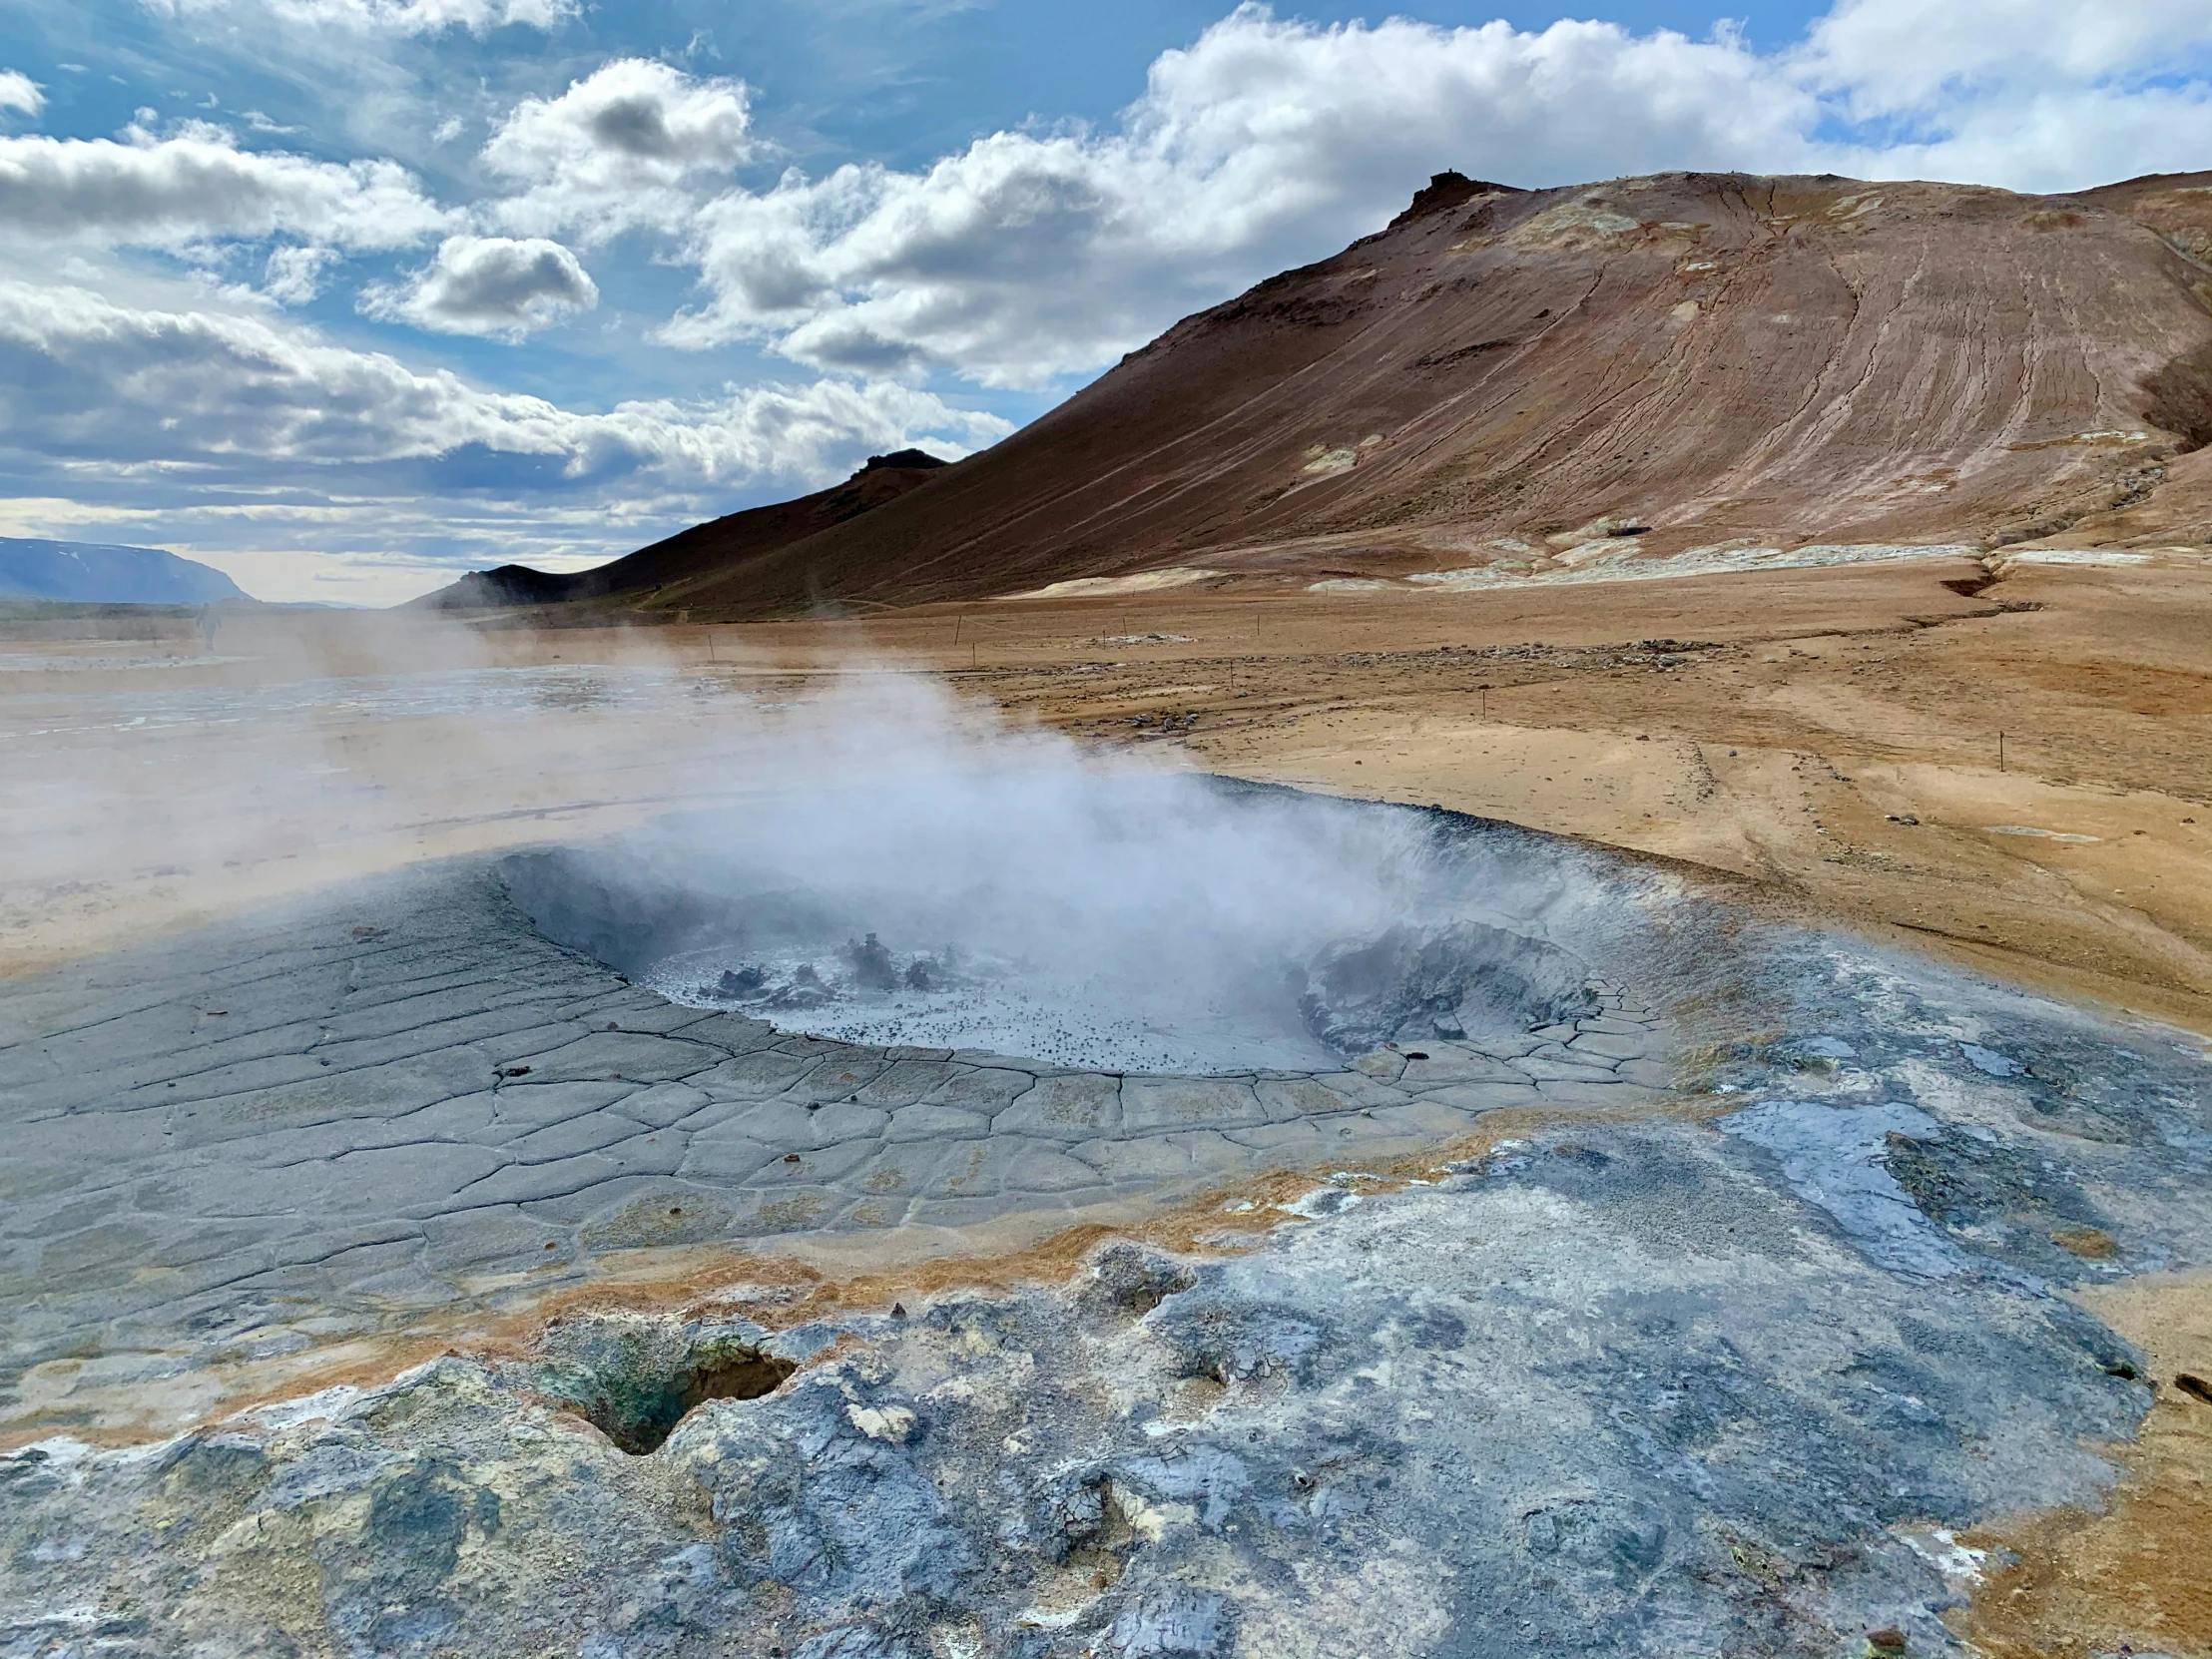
(5, 550, 2210, 1656)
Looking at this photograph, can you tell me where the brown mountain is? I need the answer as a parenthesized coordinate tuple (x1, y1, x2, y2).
(410, 449, 948, 612)
(433, 168, 2212, 620)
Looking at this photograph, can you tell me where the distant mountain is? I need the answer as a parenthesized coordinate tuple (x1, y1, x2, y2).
(0, 538, 249, 604)
(410, 449, 950, 613)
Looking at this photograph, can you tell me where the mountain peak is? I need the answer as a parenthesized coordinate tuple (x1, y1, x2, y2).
(0, 537, 248, 604)
(859, 449, 950, 473)
(1388, 170, 1526, 228)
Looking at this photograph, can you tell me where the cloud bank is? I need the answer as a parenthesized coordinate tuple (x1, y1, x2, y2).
(0, 278, 1007, 481)
(0, 122, 451, 250)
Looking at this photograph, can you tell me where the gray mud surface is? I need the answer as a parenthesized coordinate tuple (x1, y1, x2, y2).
(3, 800, 2210, 1657)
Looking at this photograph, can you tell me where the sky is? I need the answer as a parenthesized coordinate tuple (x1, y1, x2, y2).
(0, 0, 2207, 605)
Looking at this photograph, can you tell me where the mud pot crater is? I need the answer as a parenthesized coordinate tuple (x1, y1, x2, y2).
(500, 781, 1652, 1076)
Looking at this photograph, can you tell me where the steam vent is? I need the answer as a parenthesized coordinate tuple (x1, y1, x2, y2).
(7, 759, 2211, 1657)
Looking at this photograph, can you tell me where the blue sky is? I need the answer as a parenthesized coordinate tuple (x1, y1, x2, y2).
(0, 0, 2206, 603)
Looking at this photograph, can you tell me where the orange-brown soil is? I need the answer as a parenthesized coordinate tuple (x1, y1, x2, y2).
(1958, 1270, 2212, 1659)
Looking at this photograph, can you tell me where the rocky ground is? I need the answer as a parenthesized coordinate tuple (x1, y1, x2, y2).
(4, 860, 2209, 1656)
(5, 790, 2212, 1656)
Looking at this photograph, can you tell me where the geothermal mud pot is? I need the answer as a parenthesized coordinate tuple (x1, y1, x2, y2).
(3, 781, 2210, 1658)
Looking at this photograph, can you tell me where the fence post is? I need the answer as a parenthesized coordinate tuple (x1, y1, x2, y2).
(1998, 731, 2005, 773)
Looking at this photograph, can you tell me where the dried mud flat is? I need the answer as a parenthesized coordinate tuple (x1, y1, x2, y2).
(5, 555, 2212, 1659)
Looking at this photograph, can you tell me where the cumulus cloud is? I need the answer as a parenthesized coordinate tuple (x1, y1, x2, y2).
(0, 71, 43, 118)
(0, 278, 1007, 487)
(655, 8, 1818, 385)
(1798, 0, 2212, 186)
(643, 2, 2212, 389)
(362, 233, 598, 336)
(142, 0, 577, 36)
(484, 58, 754, 244)
(0, 122, 452, 251)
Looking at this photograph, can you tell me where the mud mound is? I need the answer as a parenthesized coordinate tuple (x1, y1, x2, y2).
(501, 788, 1623, 1074)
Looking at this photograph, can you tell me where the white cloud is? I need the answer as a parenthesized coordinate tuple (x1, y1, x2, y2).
(0, 278, 1006, 486)
(657, 8, 1819, 386)
(0, 122, 452, 251)
(362, 233, 598, 336)
(484, 58, 754, 245)
(261, 242, 339, 303)
(1826, 83, 2212, 196)
(643, 3, 2212, 390)
(1805, 0, 2212, 113)
(142, 0, 578, 37)
(0, 71, 44, 118)
(1798, 0, 2212, 186)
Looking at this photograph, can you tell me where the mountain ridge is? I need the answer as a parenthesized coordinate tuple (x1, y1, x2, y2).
(0, 538, 248, 604)
(422, 167, 2212, 620)
(411, 450, 948, 613)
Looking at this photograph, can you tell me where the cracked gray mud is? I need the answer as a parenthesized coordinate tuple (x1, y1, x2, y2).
(0, 801, 1670, 1445)
(3, 795, 2211, 1659)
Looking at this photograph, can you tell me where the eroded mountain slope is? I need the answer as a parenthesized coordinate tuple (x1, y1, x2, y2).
(634, 169, 2212, 616)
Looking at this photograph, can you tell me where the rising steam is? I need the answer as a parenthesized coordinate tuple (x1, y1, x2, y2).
(5, 615, 1614, 1073)
(505, 674, 1608, 1073)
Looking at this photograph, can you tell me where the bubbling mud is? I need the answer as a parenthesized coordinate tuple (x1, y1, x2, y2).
(502, 777, 1625, 1076)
